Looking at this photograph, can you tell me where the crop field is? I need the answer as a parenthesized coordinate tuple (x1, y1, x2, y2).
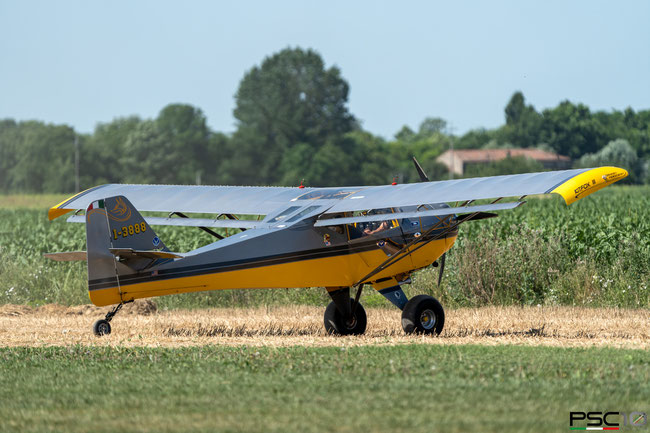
(0, 186, 648, 308)
(0, 188, 648, 433)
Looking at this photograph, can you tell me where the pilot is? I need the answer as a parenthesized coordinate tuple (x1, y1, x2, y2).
(362, 209, 391, 236)
(363, 221, 388, 236)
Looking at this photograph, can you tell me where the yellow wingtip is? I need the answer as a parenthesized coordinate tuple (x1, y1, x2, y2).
(47, 188, 94, 220)
(551, 166, 628, 205)
(48, 207, 73, 221)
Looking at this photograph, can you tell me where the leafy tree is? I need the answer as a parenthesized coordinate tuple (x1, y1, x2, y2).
(394, 125, 416, 143)
(539, 101, 605, 159)
(120, 120, 177, 184)
(156, 104, 213, 184)
(577, 139, 644, 184)
(0, 119, 20, 191)
(83, 116, 142, 186)
(3, 121, 76, 193)
(230, 47, 356, 185)
(347, 130, 392, 186)
(455, 128, 494, 149)
(418, 117, 447, 136)
(499, 91, 543, 148)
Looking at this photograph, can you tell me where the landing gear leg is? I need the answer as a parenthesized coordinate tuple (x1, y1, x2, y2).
(323, 287, 367, 336)
(93, 300, 133, 336)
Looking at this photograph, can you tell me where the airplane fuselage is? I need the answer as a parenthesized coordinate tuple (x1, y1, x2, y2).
(89, 214, 457, 306)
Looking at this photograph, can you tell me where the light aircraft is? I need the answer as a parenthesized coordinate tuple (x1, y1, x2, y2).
(45, 161, 627, 336)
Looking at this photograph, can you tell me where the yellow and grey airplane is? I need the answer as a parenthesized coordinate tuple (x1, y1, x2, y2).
(46, 161, 627, 336)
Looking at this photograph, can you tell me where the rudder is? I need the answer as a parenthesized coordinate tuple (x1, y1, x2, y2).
(86, 196, 168, 306)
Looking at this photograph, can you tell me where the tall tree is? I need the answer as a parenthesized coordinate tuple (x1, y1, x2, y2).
(539, 101, 605, 159)
(84, 116, 142, 186)
(577, 138, 643, 184)
(6, 121, 76, 193)
(501, 91, 542, 148)
(156, 104, 213, 184)
(229, 47, 356, 185)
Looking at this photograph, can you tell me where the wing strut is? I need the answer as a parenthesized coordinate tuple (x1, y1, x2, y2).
(170, 212, 224, 239)
(220, 214, 247, 231)
(351, 198, 505, 287)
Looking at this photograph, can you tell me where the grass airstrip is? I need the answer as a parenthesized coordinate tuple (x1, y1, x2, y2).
(0, 305, 648, 433)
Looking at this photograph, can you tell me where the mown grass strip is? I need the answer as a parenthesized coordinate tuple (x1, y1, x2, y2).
(0, 344, 648, 433)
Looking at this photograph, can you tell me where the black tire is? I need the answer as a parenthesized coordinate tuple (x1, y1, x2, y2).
(93, 319, 111, 336)
(401, 295, 445, 335)
(324, 298, 367, 336)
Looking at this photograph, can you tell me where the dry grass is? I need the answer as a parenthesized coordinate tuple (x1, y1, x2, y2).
(1, 302, 648, 349)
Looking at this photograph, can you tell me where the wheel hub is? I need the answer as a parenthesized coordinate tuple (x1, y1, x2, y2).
(345, 315, 357, 329)
(420, 309, 436, 330)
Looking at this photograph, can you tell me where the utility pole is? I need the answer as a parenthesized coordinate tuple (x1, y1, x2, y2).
(447, 124, 455, 180)
(74, 135, 80, 192)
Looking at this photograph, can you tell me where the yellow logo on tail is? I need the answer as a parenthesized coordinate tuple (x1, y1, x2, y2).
(108, 197, 132, 222)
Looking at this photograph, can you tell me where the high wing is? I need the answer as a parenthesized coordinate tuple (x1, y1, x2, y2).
(48, 167, 628, 224)
(321, 166, 627, 214)
(48, 184, 315, 220)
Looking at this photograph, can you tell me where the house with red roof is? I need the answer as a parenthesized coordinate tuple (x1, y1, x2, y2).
(436, 148, 571, 176)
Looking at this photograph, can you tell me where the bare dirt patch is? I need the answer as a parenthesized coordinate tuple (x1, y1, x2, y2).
(0, 303, 647, 348)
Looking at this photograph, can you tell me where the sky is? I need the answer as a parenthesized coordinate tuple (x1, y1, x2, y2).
(1, 0, 649, 139)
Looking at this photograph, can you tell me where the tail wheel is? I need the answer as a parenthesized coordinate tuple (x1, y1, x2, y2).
(324, 298, 367, 336)
(401, 295, 445, 335)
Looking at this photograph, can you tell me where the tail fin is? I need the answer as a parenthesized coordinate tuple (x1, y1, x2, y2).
(86, 195, 170, 306)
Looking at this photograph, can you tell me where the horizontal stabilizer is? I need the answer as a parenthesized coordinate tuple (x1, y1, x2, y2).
(43, 251, 87, 261)
(66, 214, 263, 229)
(314, 202, 523, 227)
(108, 248, 184, 260)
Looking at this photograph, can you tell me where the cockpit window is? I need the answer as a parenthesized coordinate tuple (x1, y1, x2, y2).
(267, 206, 301, 223)
(293, 188, 360, 201)
(286, 206, 321, 222)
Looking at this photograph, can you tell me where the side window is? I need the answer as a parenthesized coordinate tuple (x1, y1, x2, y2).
(267, 206, 301, 223)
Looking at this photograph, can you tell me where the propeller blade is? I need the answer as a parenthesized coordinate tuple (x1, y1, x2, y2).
(412, 156, 429, 182)
(437, 252, 446, 287)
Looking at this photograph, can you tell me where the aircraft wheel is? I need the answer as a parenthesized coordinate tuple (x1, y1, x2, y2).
(93, 319, 111, 336)
(324, 298, 367, 336)
(401, 295, 445, 335)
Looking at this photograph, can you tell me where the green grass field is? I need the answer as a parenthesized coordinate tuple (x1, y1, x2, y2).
(1, 344, 648, 433)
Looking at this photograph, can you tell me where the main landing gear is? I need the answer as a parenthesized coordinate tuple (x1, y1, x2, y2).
(93, 300, 132, 336)
(324, 287, 367, 335)
(323, 286, 444, 336)
(401, 294, 445, 335)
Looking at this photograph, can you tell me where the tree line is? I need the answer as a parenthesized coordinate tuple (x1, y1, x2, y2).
(1, 47, 648, 194)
